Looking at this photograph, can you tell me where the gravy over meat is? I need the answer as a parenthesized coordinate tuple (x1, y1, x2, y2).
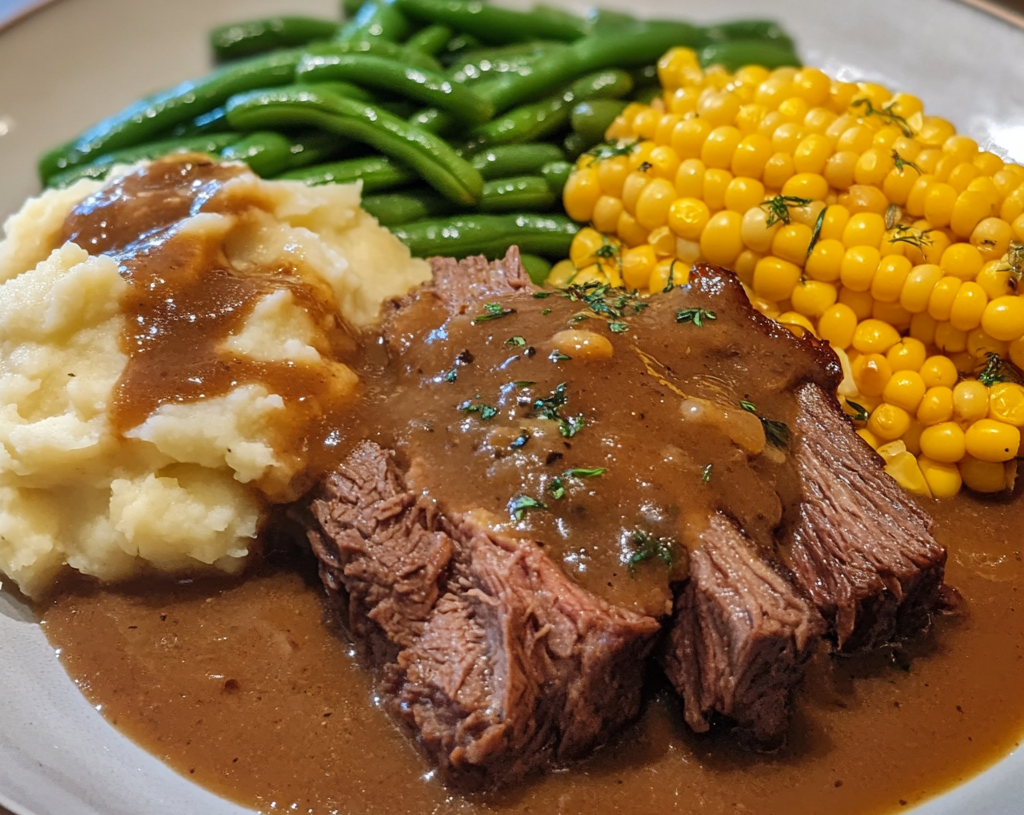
(29, 156, 1024, 814)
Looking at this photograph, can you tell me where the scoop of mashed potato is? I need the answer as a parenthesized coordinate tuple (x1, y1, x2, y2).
(0, 164, 430, 598)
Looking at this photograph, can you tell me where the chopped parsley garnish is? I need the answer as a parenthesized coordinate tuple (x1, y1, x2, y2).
(458, 399, 498, 420)
(807, 205, 827, 259)
(509, 495, 547, 522)
(978, 353, 1009, 387)
(739, 400, 757, 413)
(888, 224, 934, 250)
(474, 302, 516, 322)
(608, 321, 628, 333)
(892, 149, 922, 174)
(442, 348, 474, 383)
(663, 260, 678, 293)
(853, 98, 914, 137)
(702, 463, 713, 483)
(761, 195, 812, 227)
(585, 139, 638, 161)
(550, 350, 572, 362)
(548, 476, 565, 499)
(505, 335, 526, 347)
(513, 380, 535, 389)
(532, 291, 553, 299)
(564, 467, 606, 479)
(675, 307, 716, 327)
(845, 400, 870, 423)
(638, 161, 653, 173)
(762, 418, 792, 448)
(510, 430, 530, 450)
(627, 530, 676, 574)
(542, 307, 552, 315)
(531, 382, 586, 438)
(563, 281, 647, 321)
(444, 367, 458, 383)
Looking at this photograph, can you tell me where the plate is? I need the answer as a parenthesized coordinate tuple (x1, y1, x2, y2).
(0, 1, 1022, 814)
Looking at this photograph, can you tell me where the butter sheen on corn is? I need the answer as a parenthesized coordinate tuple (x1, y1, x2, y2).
(555, 48, 1024, 497)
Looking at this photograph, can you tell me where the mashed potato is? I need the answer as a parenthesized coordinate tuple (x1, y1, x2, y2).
(0, 163, 430, 598)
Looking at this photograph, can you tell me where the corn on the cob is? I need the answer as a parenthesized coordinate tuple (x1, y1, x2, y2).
(556, 48, 1024, 497)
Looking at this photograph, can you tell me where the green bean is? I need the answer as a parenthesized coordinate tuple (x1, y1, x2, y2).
(703, 19, 794, 49)
(362, 188, 456, 225)
(38, 48, 304, 183)
(404, 24, 452, 55)
(210, 16, 339, 61)
(519, 253, 552, 285)
(438, 32, 482, 64)
(530, 5, 588, 38)
(394, 0, 583, 44)
(570, 99, 628, 144)
(561, 131, 590, 161)
(698, 39, 800, 72)
(277, 155, 418, 189)
(220, 131, 295, 176)
(480, 175, 554, 212)
(171, 106, 232, 138)
(539, 160, 571, 193)
(408, 107, 456, 136)
(225, 85, 483, 204)
(335, 0, 411, 43)
(392, 213, 579, 258)
(46, 134, 240, 188)
(296, 52, 494, 124)
(480, 25, 704, 113)
(466, 69, 632, 151)
(469, 143, 565, 180)
(581, 8, 639, 35)
(448, 42, 566, 84)
(282, 132, 349, 171)
(303, 38, 442, 73)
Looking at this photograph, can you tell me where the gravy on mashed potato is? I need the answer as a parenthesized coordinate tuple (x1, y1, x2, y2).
(0, 154, 429, 597)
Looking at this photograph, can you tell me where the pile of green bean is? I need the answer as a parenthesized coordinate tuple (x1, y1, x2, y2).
(38, 0, 798, 274)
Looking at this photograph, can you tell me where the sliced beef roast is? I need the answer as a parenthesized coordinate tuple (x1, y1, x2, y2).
(304, 248, 949, 784)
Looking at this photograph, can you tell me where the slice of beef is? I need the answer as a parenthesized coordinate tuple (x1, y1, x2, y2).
(661, 513, 825, 749)
(787, 382, 947, 653)
(308, 440, 660, 790)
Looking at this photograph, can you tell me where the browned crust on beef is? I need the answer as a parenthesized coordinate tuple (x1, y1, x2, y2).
(661, 514, 825, 749)
(787, 383, 947, 653)
(309, 440, 660, 790)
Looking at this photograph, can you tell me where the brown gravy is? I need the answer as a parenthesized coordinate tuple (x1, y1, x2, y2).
(41, 490, 1023, 815)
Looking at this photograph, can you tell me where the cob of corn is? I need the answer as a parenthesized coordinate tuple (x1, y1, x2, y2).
(554, 48, 1024, 498)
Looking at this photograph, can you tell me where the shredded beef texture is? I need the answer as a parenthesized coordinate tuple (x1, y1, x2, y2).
(308, 440, 660, 790)
(786, 382, 947, 653)
(661, 513, 825, 750)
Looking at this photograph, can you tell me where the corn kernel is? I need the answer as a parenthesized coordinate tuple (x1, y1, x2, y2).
(981, 295, 1024, 342)
(928, 276, 962, 322)
(853, 352, 893, 396)
(850, 318, 900, 355)
(592, 195, 625, 234)
(634, 177, 677, 230)
(564, 167, 602, 222)
(918, 455, 963, 498)
(839, 286, 875, 321)
(723, 177, 765, 213)
(1012, 336, 1024, 370)
(953, 379, 990, 421)
(857, 427, 882, 449)
(970, 217, 1013, 262)
(777, 311, 816, 336)
(975, 261, 1014, 299)
(966, 328, 1008, 360)
(965, 418, 1020, 461)
(949, 281, 988, 332)
(838, 184, 890, 215)
(753, 256, 803, 302)
(772, 223, 813, 265)
(919, 355, 959, 388)
(621, 170, 651, 215)
(675, 158, 706, 199)
(546, 258, 578, 287)
(700, 210, 744, 266)
(617, 209, 649, 247)
(900, 264, 945, 313)
(596, 155, 631, 197)
(740, 206, 780, 253)
(924, 182, 958, 227)
(782, 172, 829, 202)
(824, 151, 859, 189)
(672, 118, 713, 160)
(989, 382, 1024, 426)
(771, 121, 805, 153)
(918, 386, 955, 426)
(854, 147, 896, 187)
(906, 174, 936, 217)
(818, 302, 858, 348)
(872, 300, 913, 331)
(791, 279, 838, 318)
(734, 249, 761, 286)
(763, 152, 796, 189)
(934, 321, 968, 353)
(883, 165, 920, 206)
(647, 144, 681, 181)
(698, 89, 741, 126)
(805, 238, 845, 282)
(950, 189, 994, 239)
(621, 244, 657, 290)
(910, 312, 939, 345)
(871, 255, 913, 302)
(883, 449, 933, 497)
(947, 162, 980, 193)
(869, 403, 912, 441)
(940, 242, 984, 280)
(840, 245, 882, 291)
(731, 134, 773, 178)
(836, 124, 874, 153)
(703, 168, 733, 211)
(885, 337, 926, 373)
(702, 126, 742, 170)
(958, 454, 1007, 493)
(919, 421, 967, 463)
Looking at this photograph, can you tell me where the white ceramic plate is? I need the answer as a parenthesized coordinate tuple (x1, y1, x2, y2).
(0, 1, 1022, 813)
